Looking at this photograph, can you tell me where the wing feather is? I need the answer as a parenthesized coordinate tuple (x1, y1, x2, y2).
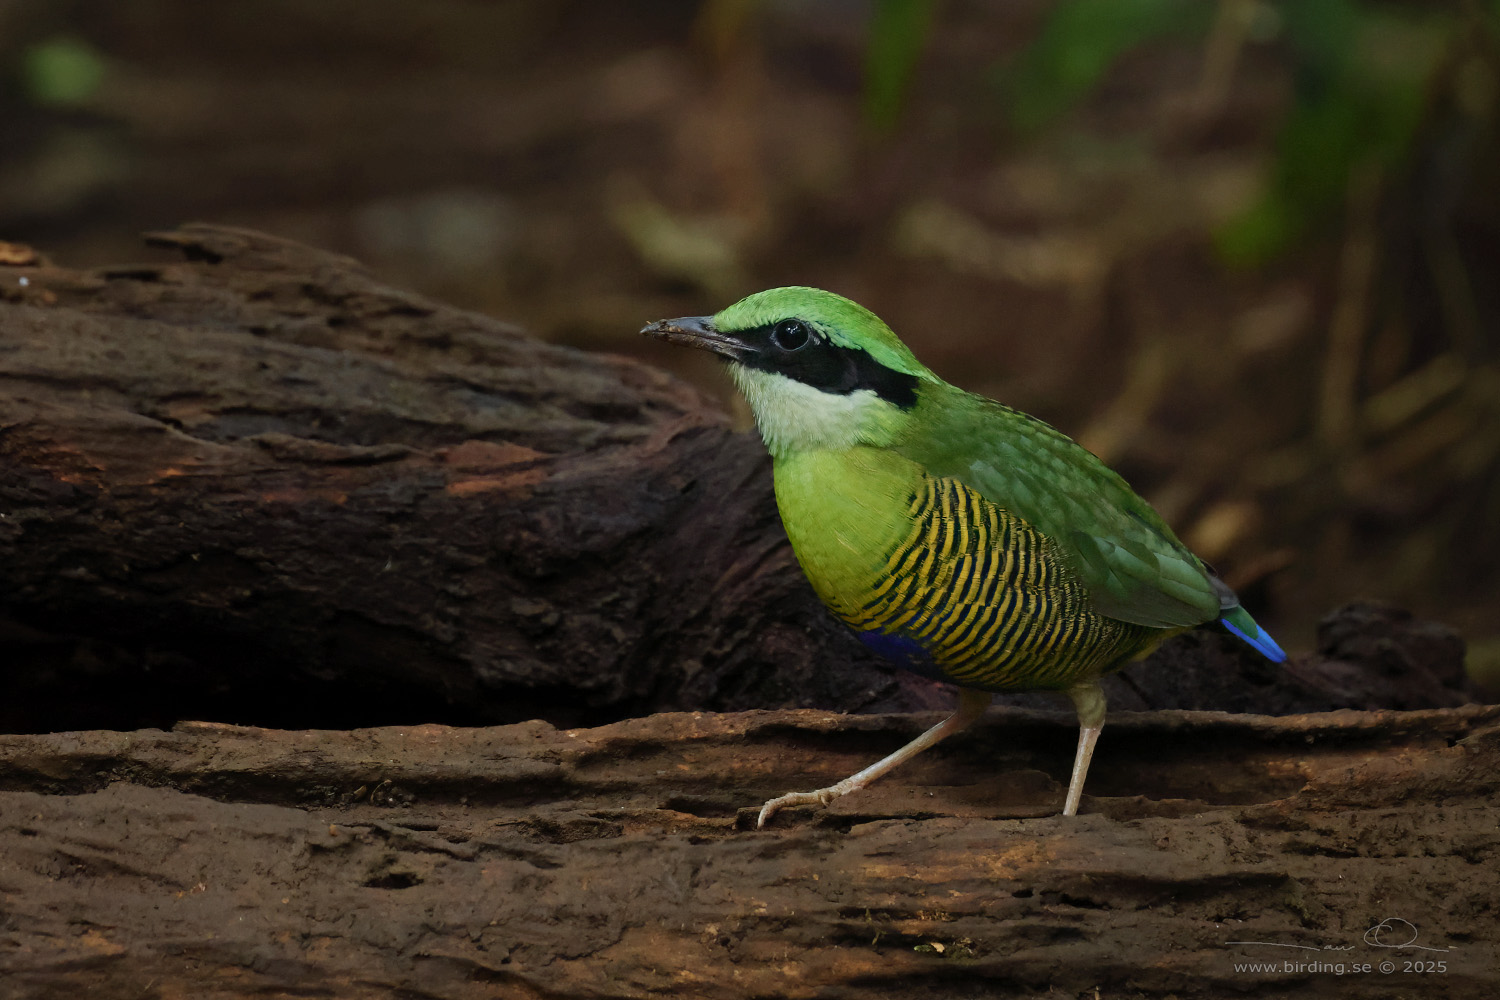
(896, 388, 1221, 628)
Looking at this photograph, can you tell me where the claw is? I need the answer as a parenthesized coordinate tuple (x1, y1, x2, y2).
(756, 788, 835, 828)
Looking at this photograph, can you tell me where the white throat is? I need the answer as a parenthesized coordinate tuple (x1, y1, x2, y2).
(730, 365, 896, 458)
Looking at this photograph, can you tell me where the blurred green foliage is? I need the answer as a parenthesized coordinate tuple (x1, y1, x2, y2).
(21, 36, 107, 107)
(1214, 0, 1452, 265)
(1003, 0, 1493, 265)
(864, 0, 936, 129)
(862, 0, 1498, 265)
(1004, 0, 1211, 133)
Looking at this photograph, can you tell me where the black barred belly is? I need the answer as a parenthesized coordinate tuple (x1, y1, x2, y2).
(840, 475, 1155, 691)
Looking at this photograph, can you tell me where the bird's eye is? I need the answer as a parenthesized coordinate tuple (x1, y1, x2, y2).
(772, 319, 811, 351)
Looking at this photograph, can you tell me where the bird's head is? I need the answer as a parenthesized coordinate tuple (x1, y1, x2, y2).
(642, 287, 937, 456)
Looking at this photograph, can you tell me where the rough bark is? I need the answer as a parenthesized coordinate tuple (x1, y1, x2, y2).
(1, 704, 1496, 999)
(0, 225, 903, 732)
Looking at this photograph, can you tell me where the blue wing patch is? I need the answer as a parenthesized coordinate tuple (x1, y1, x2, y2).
(855, 628, 949, 680)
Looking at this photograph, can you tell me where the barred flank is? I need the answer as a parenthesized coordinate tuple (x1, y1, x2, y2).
(842, 476, 1154, 691)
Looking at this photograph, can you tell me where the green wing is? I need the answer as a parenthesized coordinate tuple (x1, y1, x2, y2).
(896, 387, 1221, 629)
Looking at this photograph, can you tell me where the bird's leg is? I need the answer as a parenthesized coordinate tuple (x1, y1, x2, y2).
(1062, 680, 1106, 816)
(756, 688, 992, 828)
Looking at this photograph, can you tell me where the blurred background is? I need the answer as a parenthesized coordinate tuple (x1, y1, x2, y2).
(2, 0, 1497, 673)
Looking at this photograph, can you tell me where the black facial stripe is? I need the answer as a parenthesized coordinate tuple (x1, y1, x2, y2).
(733, 320, 919, 408)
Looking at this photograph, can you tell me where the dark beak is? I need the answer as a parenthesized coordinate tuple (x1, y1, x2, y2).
(640, 316, 750, 361)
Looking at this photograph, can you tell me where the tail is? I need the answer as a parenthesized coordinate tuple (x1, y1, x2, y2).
(1219, 605, 1286, 663)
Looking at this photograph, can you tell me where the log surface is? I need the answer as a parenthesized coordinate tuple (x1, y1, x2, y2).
(1, 705, 1497, 999)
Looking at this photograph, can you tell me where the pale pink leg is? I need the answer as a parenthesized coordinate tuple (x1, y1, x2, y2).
(1062, 680, 1106, 816)
(757, 688, 993, 828)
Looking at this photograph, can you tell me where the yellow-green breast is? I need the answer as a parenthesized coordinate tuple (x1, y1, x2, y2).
(773, 447, 1162, 692)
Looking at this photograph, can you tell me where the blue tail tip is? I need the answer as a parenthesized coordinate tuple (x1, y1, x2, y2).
(1220, 617, 1287, 663)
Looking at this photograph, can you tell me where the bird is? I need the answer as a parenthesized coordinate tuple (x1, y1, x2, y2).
(642, 287, 1285, 827)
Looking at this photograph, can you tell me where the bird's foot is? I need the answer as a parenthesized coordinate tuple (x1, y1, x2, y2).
(755, 690, 995, 829)
(755, 782, 854, 829)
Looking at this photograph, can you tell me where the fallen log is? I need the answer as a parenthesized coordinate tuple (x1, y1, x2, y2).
(0, 225, 906, 732)
(1, 704, 1496, 998)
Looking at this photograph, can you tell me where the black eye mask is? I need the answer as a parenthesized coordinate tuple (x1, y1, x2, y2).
(733, 319, 920, 409)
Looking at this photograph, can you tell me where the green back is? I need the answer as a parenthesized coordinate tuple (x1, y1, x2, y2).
(894, 384, 1221, 629)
